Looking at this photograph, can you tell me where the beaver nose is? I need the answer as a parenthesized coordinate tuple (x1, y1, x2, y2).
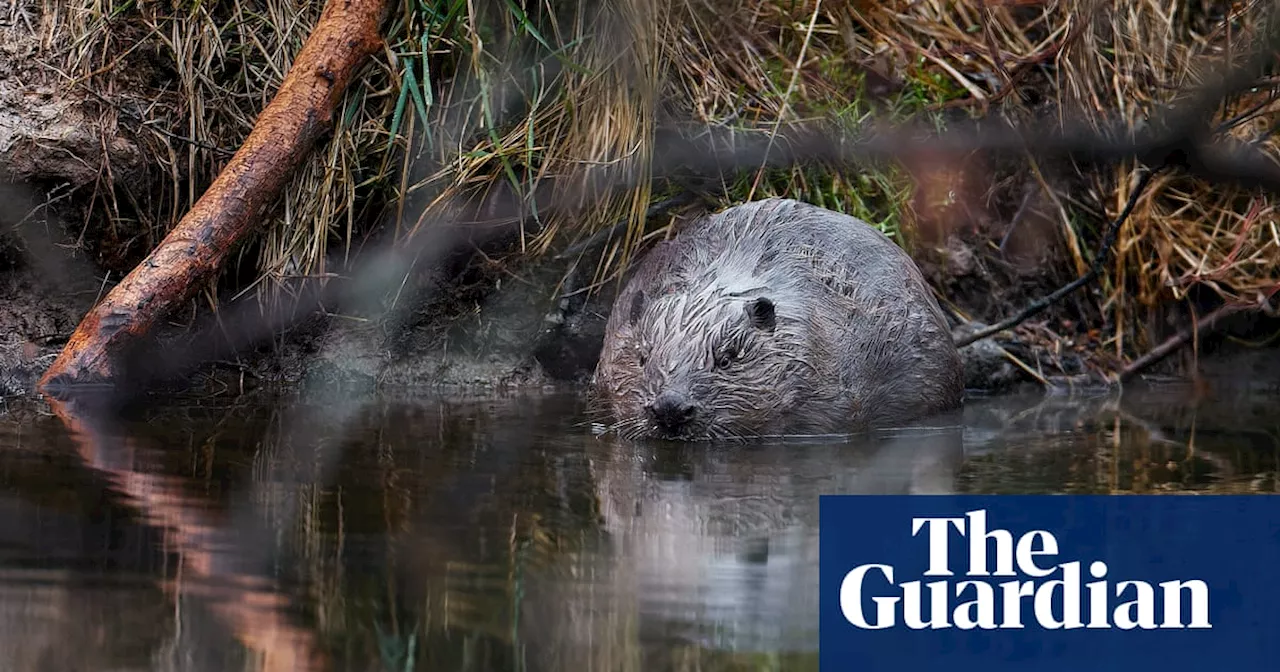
(646, 390, 697, 430)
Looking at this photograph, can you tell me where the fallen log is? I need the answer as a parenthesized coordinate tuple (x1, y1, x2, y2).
(38, 0, 392, 392)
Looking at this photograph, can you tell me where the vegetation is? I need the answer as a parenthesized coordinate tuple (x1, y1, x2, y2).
(48, 0, 1280, 378)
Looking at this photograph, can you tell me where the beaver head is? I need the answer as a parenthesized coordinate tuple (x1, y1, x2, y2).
(593, 278, 815, 441)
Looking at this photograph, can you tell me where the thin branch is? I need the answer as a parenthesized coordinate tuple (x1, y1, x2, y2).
(1118, 303, 1255, 382)
(954, 167, 1161, 348)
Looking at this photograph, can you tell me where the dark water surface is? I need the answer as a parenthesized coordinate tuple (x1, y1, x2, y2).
(0, 383, 1276, 671)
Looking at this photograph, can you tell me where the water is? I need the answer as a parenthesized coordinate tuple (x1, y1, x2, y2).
(0, 383, 1276, 671)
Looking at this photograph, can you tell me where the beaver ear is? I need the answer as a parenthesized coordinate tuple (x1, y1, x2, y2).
(628, 291, 646, 325)
(745, 297, 776, 331)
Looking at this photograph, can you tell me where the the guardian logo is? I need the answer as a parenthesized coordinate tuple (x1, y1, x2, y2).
(839, 509, 1212, 631)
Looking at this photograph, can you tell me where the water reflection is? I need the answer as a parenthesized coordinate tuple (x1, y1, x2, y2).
(0, 384, 1275, 671)
(580, 425, 962, 655)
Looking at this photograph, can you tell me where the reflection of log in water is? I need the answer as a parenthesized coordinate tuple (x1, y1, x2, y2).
(44, 394, 335, 672)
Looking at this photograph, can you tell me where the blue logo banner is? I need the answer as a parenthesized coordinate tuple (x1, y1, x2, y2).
(818, 495, 1280, 671)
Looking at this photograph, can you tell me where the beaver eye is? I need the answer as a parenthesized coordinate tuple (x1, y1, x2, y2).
(713, 348, 736, 370)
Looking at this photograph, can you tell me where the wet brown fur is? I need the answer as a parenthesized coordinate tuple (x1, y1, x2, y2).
(592, 198, 963, 441)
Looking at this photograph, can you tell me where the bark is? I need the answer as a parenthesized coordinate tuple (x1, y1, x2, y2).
(39, 0, 392, 392)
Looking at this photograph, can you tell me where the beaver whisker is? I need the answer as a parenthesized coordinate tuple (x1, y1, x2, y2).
(615, 420, 648, 441)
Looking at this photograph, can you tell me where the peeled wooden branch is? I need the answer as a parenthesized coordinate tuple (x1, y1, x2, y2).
(39, 0, 391, 392)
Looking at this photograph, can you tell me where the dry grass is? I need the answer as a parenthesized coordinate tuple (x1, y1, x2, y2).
(1056, 0, 1280, 357)
(38, 0, 1280, 367)
(807, 0, 1280, 359)
(46, 0, 943, 292)
(51, 0, 392, 304)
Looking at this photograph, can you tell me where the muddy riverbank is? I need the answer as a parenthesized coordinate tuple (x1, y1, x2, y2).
(4, 0, 1280, 400)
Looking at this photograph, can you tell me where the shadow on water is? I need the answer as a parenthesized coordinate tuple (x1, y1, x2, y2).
(0, 383, 1277, 671)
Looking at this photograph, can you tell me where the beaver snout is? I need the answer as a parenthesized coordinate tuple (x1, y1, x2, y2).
(646, 389, 698, 432)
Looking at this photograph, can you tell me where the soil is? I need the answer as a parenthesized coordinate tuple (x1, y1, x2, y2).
(229, 240, 616, 393)
(0, 181, 100, 396)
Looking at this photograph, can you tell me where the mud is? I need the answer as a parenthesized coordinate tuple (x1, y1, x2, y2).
(1, 2, 155, 248)
(0, 180, 99, 396)
(0, 269, 89, 397)
(238, 248, 614, 392)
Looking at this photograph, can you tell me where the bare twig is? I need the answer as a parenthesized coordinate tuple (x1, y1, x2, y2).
(1118, 303, 1255, 382)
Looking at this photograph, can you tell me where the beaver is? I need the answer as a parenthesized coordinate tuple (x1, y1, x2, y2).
(591, 197, 963, 441)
